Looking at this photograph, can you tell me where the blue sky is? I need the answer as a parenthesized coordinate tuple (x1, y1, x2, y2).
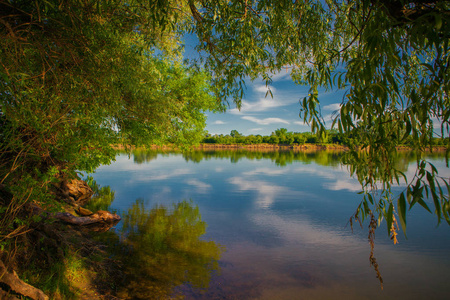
(204, 72, 346, 136)
(182, 33, 345, 137)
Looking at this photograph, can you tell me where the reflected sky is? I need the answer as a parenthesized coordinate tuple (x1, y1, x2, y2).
(91, 150, 450, 299)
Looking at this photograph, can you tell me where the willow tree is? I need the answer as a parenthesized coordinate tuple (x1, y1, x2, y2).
(184, 1, 448, 287)
(0, 1, 218, 285)
(182, 0, 450, 234)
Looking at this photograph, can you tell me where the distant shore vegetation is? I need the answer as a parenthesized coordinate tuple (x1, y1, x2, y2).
(199, 128, 449, 148)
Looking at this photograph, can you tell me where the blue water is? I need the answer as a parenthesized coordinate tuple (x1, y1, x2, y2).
(90, 150, 450, 299)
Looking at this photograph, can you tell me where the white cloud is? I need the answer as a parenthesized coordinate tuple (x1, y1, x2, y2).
(293, 121, 306, 126)
(228, 177, 286, 208)
(322, 113, 336, 126)
(228, 86, 303, 114)
(323, 103, 341, 111)
(292, 165, 362, 192)
(292, 166, 337, 180)
(129, 168, 194, 182)
(292, 121, 310, 131)
(243, 168, 289, 176)
(185, 178, 212, 193)
(270, 70, 293, 81)
(213, 120, 226, 125)
(241, 97, 288, 112)
(242, 116, 290, 125)
(253, 84, 277, 94)
(325, 180, 362, 192)
(249, 127, 263, 132)
(227, 107, 242, 115)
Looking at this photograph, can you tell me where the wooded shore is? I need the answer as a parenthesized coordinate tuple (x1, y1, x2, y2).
(114, 143, 448, 152)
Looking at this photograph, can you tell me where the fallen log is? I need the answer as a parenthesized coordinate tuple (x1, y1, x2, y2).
(0, 260, 48, 300)
(54, 210, 121, 226)
(55, 210, 121, 226)
(30, 205, 121, 232)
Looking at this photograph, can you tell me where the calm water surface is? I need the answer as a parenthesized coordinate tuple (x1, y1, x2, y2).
(90, 150, 450, 299)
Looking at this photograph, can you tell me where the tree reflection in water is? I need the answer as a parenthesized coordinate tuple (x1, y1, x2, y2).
(116, 199, 224, 299)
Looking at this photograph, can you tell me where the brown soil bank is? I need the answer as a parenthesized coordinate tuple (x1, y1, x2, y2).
(195, 143, 348, 151)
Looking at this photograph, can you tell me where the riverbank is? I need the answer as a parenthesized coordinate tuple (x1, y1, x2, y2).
(195, 143, 348, 151)
(0, 178, 123, 300)
(114, 143, 448, 153)
(114, 143, 348, 152)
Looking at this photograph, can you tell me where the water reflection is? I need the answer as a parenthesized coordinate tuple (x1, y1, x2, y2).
(115, 199, 224, 300)
(126, 147, 447, 168)
(91, 149, 450, 299)
(84, 180, 115, 212)
(229, 177, 293, 209)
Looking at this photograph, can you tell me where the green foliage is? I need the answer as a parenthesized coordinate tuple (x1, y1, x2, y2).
(0, 1, 219, 217)
(202, 128, 345, 145)
(186, 0, 450, 234)
(21, 252, 80, 300)
(84, 177, 116, 212)
(116, 199, 224, 299)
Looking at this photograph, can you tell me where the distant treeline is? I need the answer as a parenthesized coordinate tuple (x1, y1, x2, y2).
(129, 147, 447, 170)
(202, 128, 449, 146)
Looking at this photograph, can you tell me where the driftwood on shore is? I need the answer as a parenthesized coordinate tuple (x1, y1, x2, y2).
(31, 205, 121, 231)
(55, 210, 121, 226)
(32, 177, 121, 230)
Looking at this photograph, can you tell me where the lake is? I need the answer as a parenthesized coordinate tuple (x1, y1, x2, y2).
(89, 149, 450, 299)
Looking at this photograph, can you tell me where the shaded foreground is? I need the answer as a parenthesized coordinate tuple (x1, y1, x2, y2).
(0, 179, 122, 299)
(0, 178, 223, 300)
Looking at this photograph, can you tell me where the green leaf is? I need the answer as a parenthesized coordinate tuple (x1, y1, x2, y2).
(431, 190, 442, 224)
(397, 193, 407, 236)
(367, 193, 374, 205)
(386, 202, 394, 236)
(417, 197, 432, 214)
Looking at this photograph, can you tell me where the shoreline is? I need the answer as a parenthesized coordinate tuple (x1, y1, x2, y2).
(194, 143, 348, 151)
(114, 143, 348, 152)
(114, 143, 448, 152)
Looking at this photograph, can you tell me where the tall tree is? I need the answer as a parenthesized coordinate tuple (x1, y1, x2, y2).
(0, 0, 219, 276)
